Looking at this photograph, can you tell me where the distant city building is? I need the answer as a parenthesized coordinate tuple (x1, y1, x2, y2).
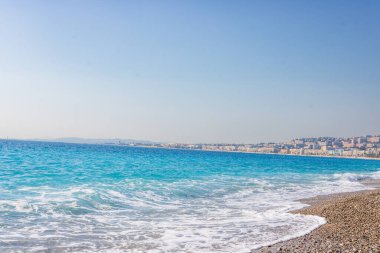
(367, 136, 380, 143)
(128, 134, 380, 158)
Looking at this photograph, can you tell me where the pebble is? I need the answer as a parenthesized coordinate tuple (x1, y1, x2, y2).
(253, 190, 380, 253)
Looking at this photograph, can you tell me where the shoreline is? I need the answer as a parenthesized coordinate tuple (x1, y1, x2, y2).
(253, 188, 380, 253)
(127, 144, 380, 161)
(4, 139, 380, 161)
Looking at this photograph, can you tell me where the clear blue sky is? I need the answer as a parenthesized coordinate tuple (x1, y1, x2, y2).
(0, 0, 379, 143)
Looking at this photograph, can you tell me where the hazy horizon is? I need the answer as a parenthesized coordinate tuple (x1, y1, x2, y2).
(1, 1, 379, 143)
(3, 133, 379, 146)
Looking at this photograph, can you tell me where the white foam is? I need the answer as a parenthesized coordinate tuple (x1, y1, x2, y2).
(0, 170, 379, 252)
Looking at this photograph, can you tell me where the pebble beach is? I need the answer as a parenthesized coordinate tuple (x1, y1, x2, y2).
(255, 189, 380, 253)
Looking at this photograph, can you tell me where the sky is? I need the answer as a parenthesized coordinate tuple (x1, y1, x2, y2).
(0, 0, 379, 143)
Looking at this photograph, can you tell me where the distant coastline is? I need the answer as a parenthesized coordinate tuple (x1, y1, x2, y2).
(127, 144, 380, 161)
(127, 134, 380, 160)
(3, 137, 380, 161)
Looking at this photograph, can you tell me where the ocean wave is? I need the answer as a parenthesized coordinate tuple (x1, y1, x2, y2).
(0, 170, 378, 252)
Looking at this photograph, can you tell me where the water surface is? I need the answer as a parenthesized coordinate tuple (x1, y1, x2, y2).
(1, 140, 379, 252)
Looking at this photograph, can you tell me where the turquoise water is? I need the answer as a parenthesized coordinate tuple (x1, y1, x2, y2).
(1, 140, 380, 252)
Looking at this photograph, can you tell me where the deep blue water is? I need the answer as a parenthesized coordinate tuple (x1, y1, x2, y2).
(1, 140, 379, 252)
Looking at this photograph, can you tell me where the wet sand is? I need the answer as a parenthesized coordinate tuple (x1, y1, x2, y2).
(254, 189, 380, 253)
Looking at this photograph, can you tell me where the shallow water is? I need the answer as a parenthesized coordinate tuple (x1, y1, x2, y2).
(0, 140, 379, 252)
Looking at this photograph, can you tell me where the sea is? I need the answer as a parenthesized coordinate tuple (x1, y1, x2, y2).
(0, 140, 379, 253)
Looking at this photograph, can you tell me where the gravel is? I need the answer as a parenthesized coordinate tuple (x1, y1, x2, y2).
(253, 189, 380, 253)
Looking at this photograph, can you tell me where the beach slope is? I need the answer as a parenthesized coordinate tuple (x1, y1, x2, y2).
(255, 189, 380, 253)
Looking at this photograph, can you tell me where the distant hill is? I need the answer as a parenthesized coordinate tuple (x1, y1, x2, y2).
(30, 137, 154, 145)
